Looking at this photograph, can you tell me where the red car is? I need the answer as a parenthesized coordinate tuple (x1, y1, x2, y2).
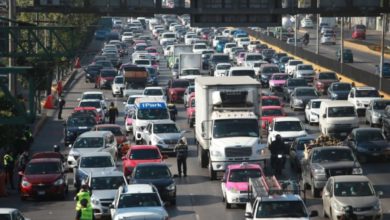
(73, 107, 102, 124)
(352, 25, 366, 40)
(261, 96, 283, 108)
(19, 152, 68, 200)
(95, 68, 116, 89)
(166, 79, 190, 103)
(122, 145, 166, 176)
(261, 106, 286, 129)
(91, 124, 127, 155)
(186, 94, 195, 128)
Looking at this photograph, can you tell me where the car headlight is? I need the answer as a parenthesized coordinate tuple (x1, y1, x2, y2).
(166, 183, 176, 191)
(53, 178, 64, 186)
(356, 101, 363, 107)
(373, 200, 381, 210)
(21, 179, 31, 187)
(352, 167, 363, 175)
(210, 150, 222, 157)
(332, 202, 344, 211)
(373, 112, 381, 117)
(295, 99, 303, 104)
(311, 165, 325, 175)
(91, 198, 100, 205)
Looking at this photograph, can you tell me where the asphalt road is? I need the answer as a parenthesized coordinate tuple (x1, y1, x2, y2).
(1, 29, 390, 220)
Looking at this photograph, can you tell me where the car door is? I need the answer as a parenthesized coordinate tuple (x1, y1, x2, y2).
(305, 101, 311, 121)
(221, 170, 228, 198)
(143, 124, 152, 144)
(322, 178, 333, 215)
(366, 101, 373, 123)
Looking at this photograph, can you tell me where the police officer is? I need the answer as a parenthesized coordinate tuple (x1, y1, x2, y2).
(75, 198, 94, 220)
(75, 183, 91, 211)
(174, 139, 188, 177)
(108, 102, 119, 124)
(269, 134, 287, 175)
(3, 150, 15, 189)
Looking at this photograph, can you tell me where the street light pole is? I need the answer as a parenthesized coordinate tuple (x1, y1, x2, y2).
(340, 17, 344, 64)
(379, 13, 387, 91)
(294, 15, 298, 47)
(8, 0, 16, 95)
(316, 14, 319, 54)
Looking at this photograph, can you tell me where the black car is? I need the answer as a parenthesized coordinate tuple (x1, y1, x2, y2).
(347, 128, 390, 162)
(261, 49, 276, 62)
(64, 114, 97, 145)
(130, 163, 177, 205)
(84, 64, 103, 83)
(271, 52, 288, 64)
(327, 82, 352, 100)
(208, 54, 230, 76)
(282, 78, 308, 101)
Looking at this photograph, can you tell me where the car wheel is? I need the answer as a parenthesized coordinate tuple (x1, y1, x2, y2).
(170, 198, 176, 205)
(225, 200, 231, 209)
(305, 115, 308, 123)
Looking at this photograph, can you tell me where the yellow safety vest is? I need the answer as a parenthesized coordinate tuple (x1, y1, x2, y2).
(3, 154, 13, 166)
(76, 191, 91, 210)
(80, 205, 93, 220)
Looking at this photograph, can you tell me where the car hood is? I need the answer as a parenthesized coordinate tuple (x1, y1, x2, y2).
(355, 97, 382, 104)
(334, 196, 379, 208)
(91, 189, 117, 200)
(102, 76, 114, 81)
(180, 75, 201, 80)
(314, 161, 359, 169)
(155, 133, 181, 140)
(169, 88, 186, 93)
(269, 79, 286, 85)
(357, 140, 389, 150)
(115, 207, 167, 220)
(25, 173, 62, 184)
(72, 147, 105, 155)
(79, 167, 117, 175)
(296, 70, 315, 75)
(318, 79, 338, 84)
(127, 159, 163, 168)
(274, 131, 307, 139)
(67, 126, 93, 133)
(132, 178, 173, 187)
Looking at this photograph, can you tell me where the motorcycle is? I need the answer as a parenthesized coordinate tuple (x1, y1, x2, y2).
(271, 154, 286, 175)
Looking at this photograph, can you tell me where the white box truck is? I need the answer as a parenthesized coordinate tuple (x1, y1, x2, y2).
(167, 44, 193, 68)
(195, 76, 265, 180)
(178, 53, 203, 81)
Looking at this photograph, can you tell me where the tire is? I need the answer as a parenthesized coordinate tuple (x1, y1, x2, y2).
(208, 155, 217, 180)
(225, 200, 231, 209)
(189, 119, 194, 128)
(311, 178, 321, 198)
(170, 198, 176, 205)
(198, 144, 208, 168)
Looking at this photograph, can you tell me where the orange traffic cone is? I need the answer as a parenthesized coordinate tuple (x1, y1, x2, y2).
(43, 94, 54, 109)
(74, 57, 81, 69)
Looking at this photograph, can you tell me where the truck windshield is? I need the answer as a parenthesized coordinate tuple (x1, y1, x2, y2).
(256, 201, 307, 218)
(182, 69, 201, 76)
(213, 119, 259, 138)
(328, 107, 356, 117)
(228, 169, 261, 182)
(137, 108, 169, 120)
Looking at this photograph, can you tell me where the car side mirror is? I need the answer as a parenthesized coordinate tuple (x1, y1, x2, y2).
(322, 114, 327, 118)
(309, 210, 319, 217)
(323, 190, 330, 197)
(245, 212, 253, 218)
(109, 204, 114, 209)
(377, 191, 383, 197)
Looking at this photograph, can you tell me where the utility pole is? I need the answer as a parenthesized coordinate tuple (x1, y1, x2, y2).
(379, 13, 387, 91)
(316, 13, 319, 54)
(8, 0, 16, 95)
(294, 15, 298, 47)
(340, 17, 344, 64)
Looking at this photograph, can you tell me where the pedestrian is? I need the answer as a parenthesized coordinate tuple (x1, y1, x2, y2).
(75, 183, 91, 211)
(269, 134, 287, 175)
(56, 80, 63, 97)
(16, 150, 29, 187)
(3, 150, 15, 189)
(174, 139, 188, 177)
(75, 198, 94, 220)
(58, 95, 66, 120)
(108, 102, 119, 124)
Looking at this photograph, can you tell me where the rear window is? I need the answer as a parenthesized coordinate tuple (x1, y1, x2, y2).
(230, 70, 255, 78)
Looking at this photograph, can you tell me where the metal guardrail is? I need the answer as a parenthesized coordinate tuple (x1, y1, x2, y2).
(246, 29, 390, 94)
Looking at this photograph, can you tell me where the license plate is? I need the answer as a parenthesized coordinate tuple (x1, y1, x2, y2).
(37, 191, 45, 195)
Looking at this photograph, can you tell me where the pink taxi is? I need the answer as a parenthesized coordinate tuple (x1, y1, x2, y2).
(221, 163, 264, 208)
(146, 47, 160, 60)
(186, 94, 195, 128)
(269, 73, 288, 92)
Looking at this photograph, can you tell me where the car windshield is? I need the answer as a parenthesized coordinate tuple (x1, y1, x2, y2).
(118, 193, 161, 208)
(172, 81, 190, 88)
(82, 94, 103, 100)
(213, 119, 259, 138)
(288, 79, 307, 87)
(319, 72, 337, 80)
(79, 101, 101, 109)
(356, 130, 385, 142)
(153, 123, 179, 133)
(130, 149, 161, 160)
(312, 149, 354, 163)
(262, 67, 280, 73)
(97, 126, 122, 136)
(80, 156, 113, 168)
(256, 201, 307, 218)
(228, 169, 261, 182)
(73, 137, 104, 149)
(135, 60, 150, 65)
(101, 71, 116, 77)
(137, 108, 169, 120)
(328, 107, 356, 117)
(334, 181, 374, 197)
(272, 74, 288, 80)
(25, 162, 61, 175)
(144, 89, 163, 96)
(274, 121, 303, 132)
(356, 90, 380, 97)
(332, 83, 351, 91)
(311, 101, 322, 108)
(295, 139, 314, 151)
(212, 55, 230, 62)
(262, 98, 281, 106)
(298, 65, 313, 70)
(134, 166, 171, 179)
(67, 117, 96, 127)
(231, 70, 255, 77)
(195, 44, 207, 49)
(296, 89, 317, 96)
(91, 176, 125, 190)
(246, 55, 262, 61)
(146, 48, 157, 53)
(262, 109, 283, 116)
(96, 61, 112, 67)
(114, 77, 123, 84)
(87, 66, 101, 72)
(290, 61, 303, 66)
(373, 101, 390, 110)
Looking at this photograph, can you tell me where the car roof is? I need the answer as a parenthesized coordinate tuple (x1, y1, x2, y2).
(83, 91, 103, 95)
(353, 86, 376, 91)
(229, 67, 255, 71)
(80, 151, 112, 158)
(332, 175, 370, 182)
(130, 145, 160, 150)
(273, 116, 300, 122)
(262, 106, 283, 110)
(79, 130, 112, 138)
(151, 119, 176, 125)
(227, 162, 261, 170)
(80, 99, 101, 102)
(90, 170, 124, 178)
(144, 86, 163, 90)
(0, 208, 18, 214)
(124, 184, 154, 194)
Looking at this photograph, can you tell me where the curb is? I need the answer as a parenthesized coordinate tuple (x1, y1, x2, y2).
(344, 40, 390, 60)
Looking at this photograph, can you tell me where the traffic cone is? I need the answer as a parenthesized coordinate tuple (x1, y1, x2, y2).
(74, 57, 81, 69)
(43, 94, 54, 109)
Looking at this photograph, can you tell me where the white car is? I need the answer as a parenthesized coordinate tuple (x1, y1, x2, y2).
(223, 42, 237, 55)
(321, 33, 336, 45)
(142, 86, 166, 101)
(237, 37, 250, 48)
(121, 32, 133, 42)
(243, 53, 263, 67)
(214, 63, 232, 77)
(192, 43, 208, 54)
(0, 208, 30, 220)
(294, 64, 315, 83)
(110, 184, 169, 220)
(252, 61, 269, 76)
(305, 99, 328, 125)
(301, 18, 314, 28)
(112, 76, 124, 97)
(141, 120, 186, 154)
(286, 37, 303, 46)
(348, 86, 383, 116)
(285, 59, 303, 76)
(78, 91, 107, 109)
(247, 40, 261, 52)
(78, 99, 106, 120)
(184, 33, 197, 45)
(267, 117, 308, 146)
(159, 32, 176, 45)
(123, 95, 144, 116)
(163, 45, 174, 56)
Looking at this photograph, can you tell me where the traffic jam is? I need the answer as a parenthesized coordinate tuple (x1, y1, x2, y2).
(4, 14, 390, 220)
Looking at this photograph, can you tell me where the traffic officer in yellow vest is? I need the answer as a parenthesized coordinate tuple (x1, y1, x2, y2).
(75, 183, 91, 211)
(3, 150, 15, 189)
(75, 198, 94, 220)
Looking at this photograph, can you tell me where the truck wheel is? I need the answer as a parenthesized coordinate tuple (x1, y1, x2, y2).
(209, 160, 217, 181)
(311, 178, 320, 198)
(198, 145, 208, 168)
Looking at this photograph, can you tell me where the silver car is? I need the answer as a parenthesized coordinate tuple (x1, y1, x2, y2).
(87, 170, 127, 218)
(322, 175, 382, 220)
(365, 99, 390, 127)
